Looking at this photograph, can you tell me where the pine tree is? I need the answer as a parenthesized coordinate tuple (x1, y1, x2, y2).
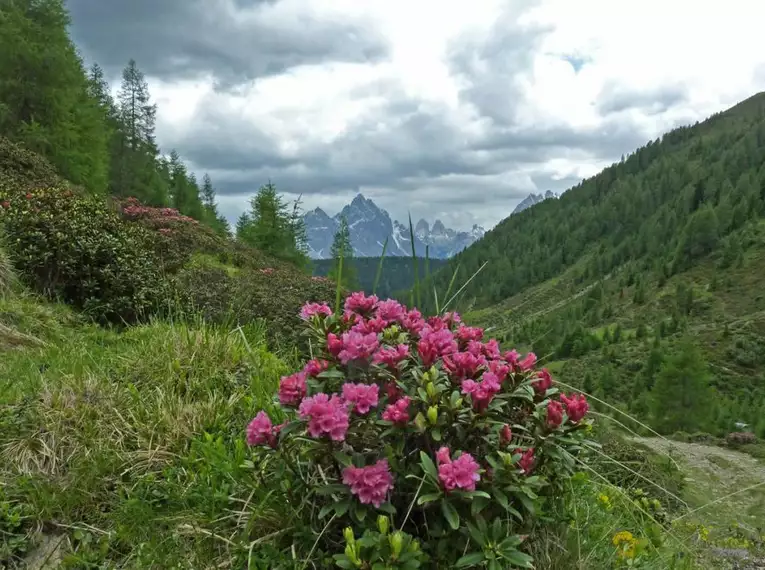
(650, 339, 714, 434)
(328, 216, 358, 289)
(0, 0, 109, 192)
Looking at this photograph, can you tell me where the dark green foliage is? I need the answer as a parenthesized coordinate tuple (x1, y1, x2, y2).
(174, 261, 336, 349)
(0, 0, 109, 193)
(650, 340, 714, 434)
(313, 256, 448, 298)
(236, 183, 310, 269)
(0, 185, 167, 323)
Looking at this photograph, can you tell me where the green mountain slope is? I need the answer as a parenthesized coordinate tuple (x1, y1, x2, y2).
(434, 92, 765, 436)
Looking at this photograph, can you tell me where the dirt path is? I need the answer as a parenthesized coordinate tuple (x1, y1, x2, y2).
(632, 437, 765, 569)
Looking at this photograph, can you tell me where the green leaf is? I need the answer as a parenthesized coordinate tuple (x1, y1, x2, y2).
(319, 504, 333, 519)
(378, 502, 397, 514)
(471, 496, 489, 517)
(441, 500, 460, 530)
(334, 499, 350, 517)
(501, 549, 534, 568)
(417, 493, 441, 505)
(493, 488, 509, 509)
(333, 452, 353, 467)
(432, 428, 442, 441)
(455, 552, 485, 567)
(419, 451, 438, 480)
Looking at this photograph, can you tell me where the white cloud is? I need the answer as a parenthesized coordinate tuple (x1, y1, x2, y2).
(103, 0, 765, 231)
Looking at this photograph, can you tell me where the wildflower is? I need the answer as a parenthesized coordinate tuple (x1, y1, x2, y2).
(519, 352, 537, 371)
(598, 493, 612, 510)
(461, 372, 501, 411)
(344, 291, 378, 315)
(442, 351, 486, 382)
(338, 331, 380, 364)
(352, 315, 388, 334)
(383, 381, 403, 403)
(246, 411, 281, 448)
(482, 339, 502, 360)
(503, 349, 520, 367)
(515, 448, 536, 474)
(561, 393, 589, 423)
(373, 344, 410, 369)
(341, 382, 380, 415)
(259, 267, 275, 275)
(25, 192, 33, 200)
(375, 299, 405, 323)
(612, 531, 637, 559)
(437, 448, 481, 491)
(303, 358, 329, 377)
(442, 311, 462, 328)
(298, 393, 350, 441)
(532, 368, 553, 395)
(455, 324, 484, 344)
(342, 459, 394, 508)
(278, 371, 307, 406)
(487, 359, 510, 383)
(546, 400, 564, 428)
(326, 333, 343, 357)
(417, 328, 458, 366)
(382, 397, 410, 424)
(300, 302, 333, 320)
(401, 309, 426, 335)
(426, 316, 448, 331)
(500, 424, 513, 446)
(0, 200, 9, 209)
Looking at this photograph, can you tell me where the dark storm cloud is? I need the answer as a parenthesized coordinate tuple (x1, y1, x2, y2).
(66, 0, 388, 86)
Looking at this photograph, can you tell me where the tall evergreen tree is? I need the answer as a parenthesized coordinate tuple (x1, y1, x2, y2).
(0, 0, 109, 192)
(328, 215, 358, 289)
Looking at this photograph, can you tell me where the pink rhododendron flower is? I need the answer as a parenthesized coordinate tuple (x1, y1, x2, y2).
(338, 331, 380, 364)
(436, 446, 451, 465)
(344, 292, 378, 315)
(352, 315, 388, 334)
(442, 351, 486, 382)
(376, 299, 405, 323)
(298, 393, 350, 441)
(426, 316, 448, 331)
(442, 312, 462, 328)
(487, 360, 510, 383)
(455, 324, 484, 344)
(500, 424, 513, 447)
(278, 371, 307, 406)
(341, 382, 380, 415)
(373, 344, 410, 368)
(547, 400, 564, 428)
(327, 333, 343, 357)
(401, 309, 426, 335)
(417, 328, 458, 366)
(515, 448, 536, 474)
(384, 381, 403, 403)
(503, 349, 520, 368)
(303, 359, 330, 378)
(461, 372, 502, 411)
(519, 352, 537, 371)
(382, 397, 410, 423)
(342, 459, 394, 508)
(246, 411, 281, 448)
(437, 449, 481, 491)
(532, 368, 553, 395)
(561, 393, 589, 423)
(482, 339, 502, 360)
(300, 302, 333, 320)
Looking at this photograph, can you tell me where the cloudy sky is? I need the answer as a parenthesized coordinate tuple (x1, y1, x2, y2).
(67, 0, 765, 230)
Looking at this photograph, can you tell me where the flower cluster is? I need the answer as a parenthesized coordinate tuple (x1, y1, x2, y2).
(119, 197, 199, 225)
(244, 291, 592, 565)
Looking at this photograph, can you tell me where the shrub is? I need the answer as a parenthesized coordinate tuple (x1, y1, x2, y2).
(244, 293, 593, 567)
(0, 186, 168, 323)
(725, 431, 757, 447)
(174, 263, 337, 349)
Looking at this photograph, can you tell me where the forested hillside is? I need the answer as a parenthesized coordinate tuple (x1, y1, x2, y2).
(0, 0, 229, 233)
(312, 256, 447, 297)
(427, 92, 765, 438)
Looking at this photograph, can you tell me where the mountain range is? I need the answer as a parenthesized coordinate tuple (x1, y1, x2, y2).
(511, 190, 558, 214)
(303, 194, 485, 259)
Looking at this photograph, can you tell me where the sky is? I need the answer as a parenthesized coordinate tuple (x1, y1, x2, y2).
(66, 0, 765, 231)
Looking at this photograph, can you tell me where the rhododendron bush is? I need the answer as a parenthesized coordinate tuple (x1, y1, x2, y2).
(246, 292, 593, 568)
